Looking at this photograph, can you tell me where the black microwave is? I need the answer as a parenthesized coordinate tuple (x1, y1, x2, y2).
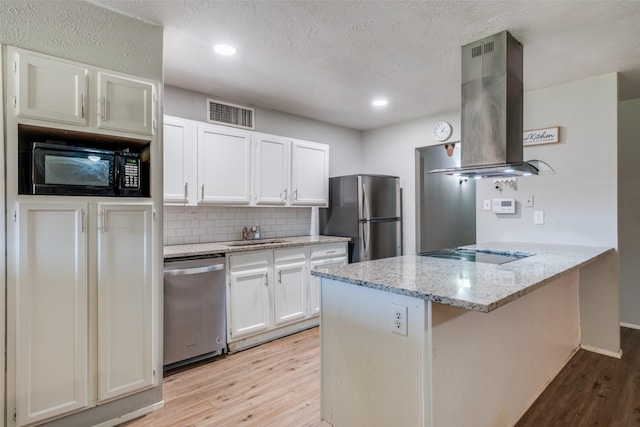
(25, 142, 142, 197)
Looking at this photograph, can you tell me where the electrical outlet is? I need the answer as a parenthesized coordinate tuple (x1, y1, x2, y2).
(534, 210, 545, 225)
(391, 303, 408, 336)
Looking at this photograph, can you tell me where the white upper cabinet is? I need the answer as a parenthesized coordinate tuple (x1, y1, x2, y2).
(96, 72, 154, 136)
(291, 139, 329, 206)
(254, 133, 289, 206)
(163, 116, 198, 204)
(10, 47, 155, 138)
(161, 115, 330, 207)
(15, 51, 88, 126)
(197, 123, 252, 204)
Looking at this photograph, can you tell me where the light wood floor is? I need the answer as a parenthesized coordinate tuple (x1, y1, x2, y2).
(123, 327, 640, 427)
(122, 327, 329, 427)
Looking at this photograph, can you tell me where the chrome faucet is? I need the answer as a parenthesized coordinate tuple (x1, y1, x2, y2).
(242, 225, 260, 240)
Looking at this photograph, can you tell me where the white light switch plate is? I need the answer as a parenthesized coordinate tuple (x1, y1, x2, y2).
(525, 195, 534, 207)
(534, 211, 544, 225)
(483, 200, 491, 211)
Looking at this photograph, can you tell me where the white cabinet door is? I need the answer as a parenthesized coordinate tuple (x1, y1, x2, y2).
(228, 251, 272, 340)
(15, 202, 89, 426)
(97, 203, 154, 402)
(97, 72, 154, 136)
(273, 248, 307, 326)
(163, 116, 198, 204)
(15, 51, 88, 126)
(309, 243, 348, 317)
(198, 124, 252, 204)
(254, 133, 289, 206)
(291, 140, 329, 206)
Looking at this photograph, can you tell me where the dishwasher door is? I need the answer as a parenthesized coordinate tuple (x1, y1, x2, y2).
(163, 256, 226, 368)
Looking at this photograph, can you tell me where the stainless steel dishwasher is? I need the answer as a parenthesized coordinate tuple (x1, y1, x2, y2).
(163, 255, 226, 369)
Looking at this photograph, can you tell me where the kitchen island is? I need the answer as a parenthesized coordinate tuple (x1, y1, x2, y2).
(312, 242, 619, 427)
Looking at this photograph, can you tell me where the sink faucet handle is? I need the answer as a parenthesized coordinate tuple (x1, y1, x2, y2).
(242, 226, 249, 240)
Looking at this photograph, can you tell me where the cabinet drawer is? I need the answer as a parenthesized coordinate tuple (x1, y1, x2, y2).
(310, 243, 347, 260)
(228, 250, 272, 271)
(274, 247, 307, 264)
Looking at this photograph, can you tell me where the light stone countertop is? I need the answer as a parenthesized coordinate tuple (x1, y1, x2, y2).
(311, 241, 614, 313)
(164, 235, 350, 259)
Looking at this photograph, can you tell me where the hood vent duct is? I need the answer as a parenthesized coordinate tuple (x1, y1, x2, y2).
(430, 31, 553, 178)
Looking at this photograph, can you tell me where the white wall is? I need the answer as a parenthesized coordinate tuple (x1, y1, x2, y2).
(619, 98, 640, 327)
(362, 112, 461, 255)
(476, 73, 618, 248)
(164, 85, 362, 177)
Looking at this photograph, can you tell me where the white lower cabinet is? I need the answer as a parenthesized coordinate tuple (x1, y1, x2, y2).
(97, 204, 154, 402)
(10, 201, 156, 426)
(228, 251, 272, 340)
(15, 202, 90, 426)
(309, 243, 348, 317)
(227, 242, 347, 350)
(273, 248, 307, 326)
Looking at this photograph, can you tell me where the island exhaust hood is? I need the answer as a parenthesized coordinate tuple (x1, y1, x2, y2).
(430, 31, 553, 178)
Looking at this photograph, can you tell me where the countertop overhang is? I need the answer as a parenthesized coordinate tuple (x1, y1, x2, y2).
(164, 235, 350, 259)
(311, 241, 614, 312)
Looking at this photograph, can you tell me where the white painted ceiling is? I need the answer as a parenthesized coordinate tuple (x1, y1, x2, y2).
(91, 0, 640, 131)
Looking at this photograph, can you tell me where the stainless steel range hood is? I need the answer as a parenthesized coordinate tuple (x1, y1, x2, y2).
(430, 31, 553, 178)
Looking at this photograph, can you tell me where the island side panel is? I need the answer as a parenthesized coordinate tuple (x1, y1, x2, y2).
(578, 252, 621, 357)
(320, 278, 427, 427)
(430, 271, 580, 427)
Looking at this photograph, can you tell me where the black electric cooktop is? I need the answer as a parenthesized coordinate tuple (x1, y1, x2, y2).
(418, 248, 533, 265)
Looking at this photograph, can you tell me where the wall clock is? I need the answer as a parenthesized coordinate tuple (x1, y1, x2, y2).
(433, 121, 453, 142)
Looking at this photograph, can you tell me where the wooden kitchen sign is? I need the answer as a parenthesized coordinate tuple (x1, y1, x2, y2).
(523, 126, 559, 146)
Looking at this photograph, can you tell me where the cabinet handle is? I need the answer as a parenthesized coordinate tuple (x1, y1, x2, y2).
(102, 97, 108, 122)
(282, 188, 288, 202)
(293, 189, 298, 201)
(81, 94, 85, 118)
(264, 273, 268, 287)
(81, 208, 86, 232)
(184, 182, 189, 202)
(201, 184, 205, 201)
(278, 270, 282, 283)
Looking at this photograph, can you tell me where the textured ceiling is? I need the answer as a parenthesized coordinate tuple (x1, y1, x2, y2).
(90, 0, 640, 131)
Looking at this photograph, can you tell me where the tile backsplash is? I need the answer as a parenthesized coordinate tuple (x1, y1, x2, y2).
(164, 205, 316, 246)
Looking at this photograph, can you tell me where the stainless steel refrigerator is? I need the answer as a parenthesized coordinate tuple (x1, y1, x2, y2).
(320, 175, 401, 263)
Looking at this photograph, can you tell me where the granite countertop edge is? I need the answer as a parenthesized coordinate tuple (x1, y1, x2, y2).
(164, 235, 351, 259)
(311, 242, 615, 313)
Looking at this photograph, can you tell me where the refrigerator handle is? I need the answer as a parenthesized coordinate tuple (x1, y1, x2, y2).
(362, 183, 371, 220)
(362, 221, 370, 260)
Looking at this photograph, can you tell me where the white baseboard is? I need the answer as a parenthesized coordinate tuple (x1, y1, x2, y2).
(93, 401, 165, 427)
(228, 317, 319, 353)
(620, 322, 640, 330)
(580, 344, 623, 359)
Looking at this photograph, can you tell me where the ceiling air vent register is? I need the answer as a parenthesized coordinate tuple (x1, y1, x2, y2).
(206, 98, 255, 130)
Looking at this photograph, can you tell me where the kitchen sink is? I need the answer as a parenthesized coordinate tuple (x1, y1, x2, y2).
(419, 248, 533, 265)
(224, 239, 290, 246)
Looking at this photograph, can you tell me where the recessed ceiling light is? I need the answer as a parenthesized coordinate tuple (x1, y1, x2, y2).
(214, 44, 237, 56)
(371, 98, 388, 107)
